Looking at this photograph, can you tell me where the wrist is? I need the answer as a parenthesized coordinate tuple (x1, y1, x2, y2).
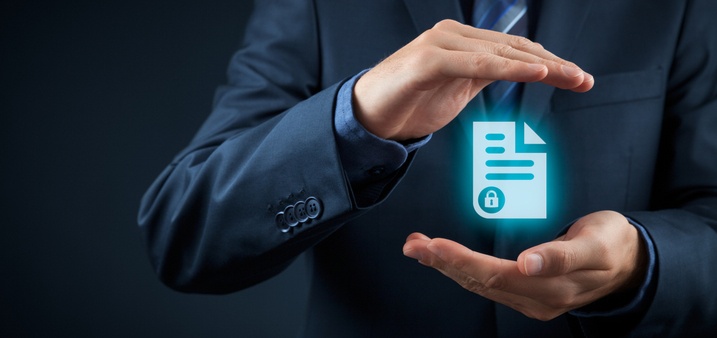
(353, 80, 397, 140)
(622, 220, 648, 292)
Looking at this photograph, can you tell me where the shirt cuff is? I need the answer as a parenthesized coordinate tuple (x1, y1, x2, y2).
(570, 217, 657, 317)
(334, 70, 431, 184)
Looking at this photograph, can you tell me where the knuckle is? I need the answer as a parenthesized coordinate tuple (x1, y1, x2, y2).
(557, 247, 577, 274)
(433, 19, 458, 30)
(470, 50, 514, 78)
(410, 47, 439, 67)
(460, 263, 506, 296)
(469, 52, 505, 78)
(510, 36, 534, 49)
(422, 254, 444, 270)
(415, 29, 437, 45)
(494, 43, 515, 57)
(448, 254, 469, 271)
(429, 259, 446, 271)
(469, 52, 492, 67)
(484, 272, 507, 291)
(461, 275, 490, 295)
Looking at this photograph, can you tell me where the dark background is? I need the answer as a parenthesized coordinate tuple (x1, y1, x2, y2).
(0, 1, 310, 337)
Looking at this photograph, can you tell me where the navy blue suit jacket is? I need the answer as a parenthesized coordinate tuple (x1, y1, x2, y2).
(139, 0, 717, 336)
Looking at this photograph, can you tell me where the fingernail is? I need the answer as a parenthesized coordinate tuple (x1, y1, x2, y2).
(584, 72, 595, 83)
(561, 65, 583, 78)
(403, 248, 422, 261)
(525, 254, 544, 276)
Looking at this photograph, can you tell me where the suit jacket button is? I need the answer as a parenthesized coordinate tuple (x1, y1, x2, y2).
(305, 197, 322, 219)
(275, 212, 290, 233)
(368, 166, 385, 176)
(294, 201, 309, 223)
(284, 205, 299, 227)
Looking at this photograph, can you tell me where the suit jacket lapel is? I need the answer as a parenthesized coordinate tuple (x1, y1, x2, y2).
(520, 0, 593, 126)
(403, 0, 464, 33)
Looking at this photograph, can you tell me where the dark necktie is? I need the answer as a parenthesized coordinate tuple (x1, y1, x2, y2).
(473, 0, 528, 116)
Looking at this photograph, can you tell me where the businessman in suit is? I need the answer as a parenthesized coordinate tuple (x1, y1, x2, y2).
(139, 0, 717, 336)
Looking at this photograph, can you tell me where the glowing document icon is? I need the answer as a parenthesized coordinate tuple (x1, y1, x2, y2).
(473, 122, 547, 219)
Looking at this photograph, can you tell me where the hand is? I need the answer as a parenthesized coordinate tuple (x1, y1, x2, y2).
(353, 19, 594, 141)
(402, 211, 647, 321)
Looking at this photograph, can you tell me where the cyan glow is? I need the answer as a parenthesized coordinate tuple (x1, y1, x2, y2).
(473, 121, 547, 219)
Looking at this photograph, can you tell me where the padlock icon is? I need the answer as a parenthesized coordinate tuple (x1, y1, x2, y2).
(484, 190, 499, 208)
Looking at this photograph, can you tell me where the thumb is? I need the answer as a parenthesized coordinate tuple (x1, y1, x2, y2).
(517, 240, 593, 277)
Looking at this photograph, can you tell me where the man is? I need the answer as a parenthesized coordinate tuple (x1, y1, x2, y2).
(139, 0, 717, 336)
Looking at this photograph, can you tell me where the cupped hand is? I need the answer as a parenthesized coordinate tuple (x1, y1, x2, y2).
(402, 211, 647, 321)
(353, 19, 594, 141)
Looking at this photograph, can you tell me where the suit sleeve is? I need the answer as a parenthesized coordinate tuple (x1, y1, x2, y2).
(136, 0, 407, 294)
(580, 0, 717, 336)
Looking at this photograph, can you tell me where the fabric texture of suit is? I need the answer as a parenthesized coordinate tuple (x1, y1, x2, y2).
(138, 0, 717, 336)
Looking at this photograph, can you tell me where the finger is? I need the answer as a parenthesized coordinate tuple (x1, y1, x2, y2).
(402, 233, 432, 261)
(424, 239, 577, 294)
(421, 240, 582, 312)
(437, 50, 549, 84)
(408, 237, 579, 298)
(423, 238, 529, 295)
(425, 238, 506, 272)
(571, 72, 595, 93)
(436, 20, 569, 65)
(406, 232, 431, 241)
(412, 238, 590, 319)
(435, 31, 559, 65)
(436, 38, 590, 90)
(430, 22, 593, 91)
(517, 239, 606, 277)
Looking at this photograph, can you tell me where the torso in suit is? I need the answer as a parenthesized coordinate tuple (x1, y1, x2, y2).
(138, 0, 717, 336)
